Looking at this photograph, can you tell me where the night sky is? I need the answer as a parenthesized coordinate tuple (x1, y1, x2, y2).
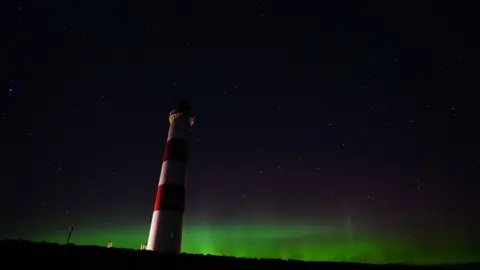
(2, 1, 480, 264)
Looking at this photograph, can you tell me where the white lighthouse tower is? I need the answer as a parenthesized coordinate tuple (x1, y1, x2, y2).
(146, 100, 195, 253)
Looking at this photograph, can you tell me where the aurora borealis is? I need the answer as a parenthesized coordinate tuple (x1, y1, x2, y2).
(3, 0, 480, 266)
(17, 218, 480, 264)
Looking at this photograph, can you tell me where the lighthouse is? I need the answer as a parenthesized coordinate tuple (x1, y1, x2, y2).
(146, 100, 195, 253)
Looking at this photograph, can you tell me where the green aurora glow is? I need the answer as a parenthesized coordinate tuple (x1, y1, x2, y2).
(20, 222, 479, 265)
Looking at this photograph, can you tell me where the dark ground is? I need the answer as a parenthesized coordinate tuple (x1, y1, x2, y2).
(0, 240, 478, 270)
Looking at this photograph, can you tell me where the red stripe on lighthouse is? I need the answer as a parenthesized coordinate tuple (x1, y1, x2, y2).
(153, 184, 186, 212)
(163, 139, 189, 162)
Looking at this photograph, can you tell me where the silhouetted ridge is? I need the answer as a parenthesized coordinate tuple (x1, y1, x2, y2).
(0, 240, 477, 270)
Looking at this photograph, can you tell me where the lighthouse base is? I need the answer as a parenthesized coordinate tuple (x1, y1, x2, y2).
(146, 210, 183, 253)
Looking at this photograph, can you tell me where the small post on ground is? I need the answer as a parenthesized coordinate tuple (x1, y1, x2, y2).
(66, 226, 74, 245)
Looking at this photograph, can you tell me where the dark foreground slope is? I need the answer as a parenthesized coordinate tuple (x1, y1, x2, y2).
(0, 240, 477, 270)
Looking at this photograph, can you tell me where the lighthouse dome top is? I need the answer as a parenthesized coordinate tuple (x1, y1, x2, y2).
(169, 100, 195, 126)
(169, 100, 192, 116)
